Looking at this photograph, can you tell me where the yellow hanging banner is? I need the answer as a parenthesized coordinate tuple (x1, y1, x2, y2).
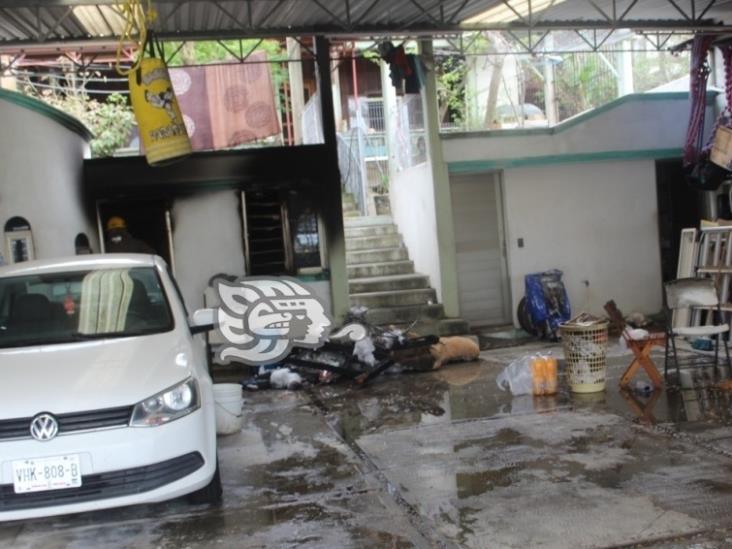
(129, 57, 192, 166)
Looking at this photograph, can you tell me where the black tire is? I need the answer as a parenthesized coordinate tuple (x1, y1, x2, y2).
(517, 297, 538, 336)
(187, 459, 222, 505)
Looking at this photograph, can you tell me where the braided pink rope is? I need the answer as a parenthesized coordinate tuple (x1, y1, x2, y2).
(684, 35, 715, 166)
(703, 45, 732, 152)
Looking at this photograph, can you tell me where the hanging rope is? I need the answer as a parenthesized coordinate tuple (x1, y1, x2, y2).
(700, 44, 732, 152)
(683, 35, 715, 166)
(115, 0, 157, 76)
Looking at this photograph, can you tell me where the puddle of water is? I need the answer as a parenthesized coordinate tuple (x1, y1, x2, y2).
(312, 351, 732, 458)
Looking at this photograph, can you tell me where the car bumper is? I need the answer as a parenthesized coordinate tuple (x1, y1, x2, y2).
(0, 403, 216, 522)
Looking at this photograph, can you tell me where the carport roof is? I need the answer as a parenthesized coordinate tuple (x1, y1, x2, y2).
(0, 0, 731, 50)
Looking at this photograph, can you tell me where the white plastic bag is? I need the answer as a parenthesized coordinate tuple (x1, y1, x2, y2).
(354, 337, 377, 366)
(496, 356, 534, 396)
(270, 368, 303, 390)
(626, 328, 650, 341)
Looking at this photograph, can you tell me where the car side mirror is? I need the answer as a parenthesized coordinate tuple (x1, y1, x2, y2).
(190, 308, 215, 335)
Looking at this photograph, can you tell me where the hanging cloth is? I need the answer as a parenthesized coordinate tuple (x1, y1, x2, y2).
(709, 45, 732, 171)
(405, 54, 426, 94)
(684, 35, 728, 190)
(683, 35, 715, 166)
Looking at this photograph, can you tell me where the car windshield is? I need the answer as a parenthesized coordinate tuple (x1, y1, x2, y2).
(0, 267, 174, 348)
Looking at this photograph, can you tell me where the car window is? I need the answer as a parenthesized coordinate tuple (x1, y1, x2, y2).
(0, 267, 174, 349)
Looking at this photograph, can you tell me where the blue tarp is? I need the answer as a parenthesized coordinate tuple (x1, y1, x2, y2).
(524, 270, 571, 339)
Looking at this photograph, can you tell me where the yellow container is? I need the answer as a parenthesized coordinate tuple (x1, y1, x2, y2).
(129, 57, 191, 165)
(531, 357, 546, 396)
(544, 357, 558, 395)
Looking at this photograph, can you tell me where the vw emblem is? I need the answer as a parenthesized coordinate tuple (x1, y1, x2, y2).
(30, 413, 59, 442)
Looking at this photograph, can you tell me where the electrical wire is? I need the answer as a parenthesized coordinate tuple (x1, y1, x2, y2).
(16, 80, 129, 95)
(10, 68, 129, 83)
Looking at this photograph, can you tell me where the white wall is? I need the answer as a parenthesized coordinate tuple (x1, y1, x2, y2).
(389, 161, 443, 300)
(503, 160, 663, 321)
(438, 93, 703, 324)
(442, 94, 707, 164)
(171, 190, 246, 310)
(0, 98, 96, 262)
(305, 279, 332, 317)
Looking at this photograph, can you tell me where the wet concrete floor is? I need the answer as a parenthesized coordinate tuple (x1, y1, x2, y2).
(3, 340, 732, 548)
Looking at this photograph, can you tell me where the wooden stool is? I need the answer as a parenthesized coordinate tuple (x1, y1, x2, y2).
(619, 387, 663, 424)
(619, 333, 666, 389)
(604, 300, 665, 389)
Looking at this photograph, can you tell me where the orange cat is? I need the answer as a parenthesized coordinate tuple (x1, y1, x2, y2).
(430, 336, 480, 370)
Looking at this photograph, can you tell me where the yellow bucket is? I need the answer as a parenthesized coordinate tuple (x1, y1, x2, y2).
(129, 57, 191, 165)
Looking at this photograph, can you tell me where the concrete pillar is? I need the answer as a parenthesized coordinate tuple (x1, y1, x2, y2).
(419, 39, 460, 318)
(286, 38, 305, 145)
(331, 59, 343, 132)
(543, 57, 558, 125)
(314, 36, 349, 322)
(380, 60, 399, 182)
(542, 36, 558, 126)
(617, 40, 634, 97)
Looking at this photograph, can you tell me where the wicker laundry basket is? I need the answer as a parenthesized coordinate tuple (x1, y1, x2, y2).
(560, 321, 609, 393)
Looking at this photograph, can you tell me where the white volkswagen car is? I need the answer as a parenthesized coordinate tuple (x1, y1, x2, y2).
(0, 254, 220, 521)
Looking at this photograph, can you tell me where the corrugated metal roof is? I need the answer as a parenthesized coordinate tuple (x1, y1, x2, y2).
(0, 0, 729, 49)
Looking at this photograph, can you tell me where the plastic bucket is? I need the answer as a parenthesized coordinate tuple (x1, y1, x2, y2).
(212, 383, 243, 435)
(560, 321, 609, 393)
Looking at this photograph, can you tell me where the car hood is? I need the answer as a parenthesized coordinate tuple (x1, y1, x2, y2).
(0, 331, 193, 418)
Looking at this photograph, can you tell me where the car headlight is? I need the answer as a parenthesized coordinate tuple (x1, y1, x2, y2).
(130, 378, 200, 427)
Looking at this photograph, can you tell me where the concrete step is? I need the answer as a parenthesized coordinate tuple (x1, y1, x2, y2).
(349, 274, 429, 294)
(387, 318, 472, 337)
(344, 215, 393, 228)
(350, 288, 437, 308)
(347, 260, 415, 279)
(345, 224, 398, 238)
(435, 318, 472, 336)
(364, 303, 445, 325)
(346, 233, 403, 251)
(347, 247, 408, 265)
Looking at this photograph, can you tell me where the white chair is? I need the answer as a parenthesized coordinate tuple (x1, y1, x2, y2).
(664, 277, 731, 379)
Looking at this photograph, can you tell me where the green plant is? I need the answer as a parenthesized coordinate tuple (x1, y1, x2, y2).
(36, 91, 135, 158)
(436, 55, 467, 126)
(632, 50, 689, 92)
(554, 53, 617, 119)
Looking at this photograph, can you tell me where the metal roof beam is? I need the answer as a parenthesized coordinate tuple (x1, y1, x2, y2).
(1, 0, 731, 51)
(1, 19, 730, 51)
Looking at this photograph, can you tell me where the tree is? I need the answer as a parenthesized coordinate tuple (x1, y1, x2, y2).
(554, 53, 617, 119)
(34, 91, 135, 158)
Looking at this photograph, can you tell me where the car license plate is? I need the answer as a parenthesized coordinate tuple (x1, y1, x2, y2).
(12, 455, 82, 494)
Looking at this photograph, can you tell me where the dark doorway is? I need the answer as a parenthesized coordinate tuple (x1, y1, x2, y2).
(98, 200, 172, 265)
(656, 159, 704, 282)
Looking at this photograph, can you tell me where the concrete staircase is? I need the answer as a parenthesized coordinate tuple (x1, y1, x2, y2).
(343, 195, 468, 336)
